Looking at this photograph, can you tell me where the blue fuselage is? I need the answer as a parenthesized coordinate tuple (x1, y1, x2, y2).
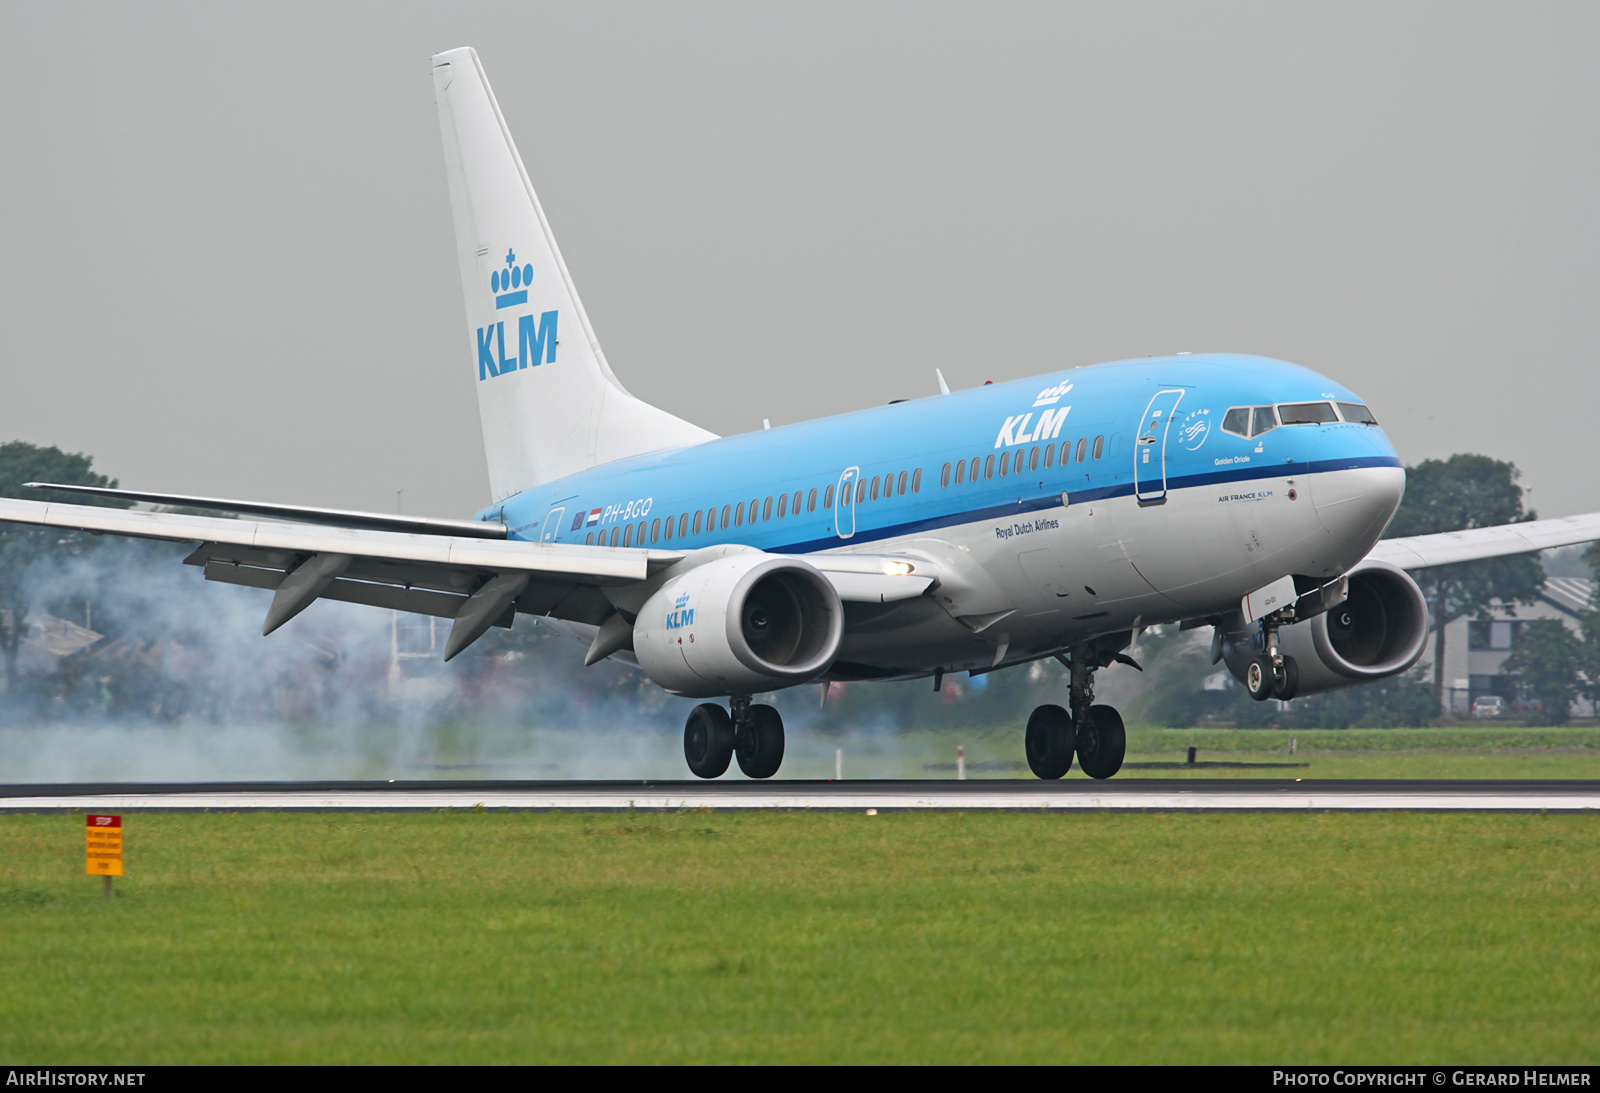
(479, 353, 1404, 678)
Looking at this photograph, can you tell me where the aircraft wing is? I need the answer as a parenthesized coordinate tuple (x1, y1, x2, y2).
(1365, 511, 1600, 571)
(0, 497, 934, 659)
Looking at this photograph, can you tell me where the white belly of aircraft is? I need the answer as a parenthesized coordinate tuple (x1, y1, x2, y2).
(821, 465, 1400, 676)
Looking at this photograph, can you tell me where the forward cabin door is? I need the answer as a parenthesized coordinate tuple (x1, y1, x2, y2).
(1133, 389, 1185, 505)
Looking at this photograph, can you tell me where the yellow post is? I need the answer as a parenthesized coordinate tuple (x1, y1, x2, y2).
(86, 814, 122, 898)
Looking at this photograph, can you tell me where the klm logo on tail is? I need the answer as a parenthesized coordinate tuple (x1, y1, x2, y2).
(478, 246, 558, 381)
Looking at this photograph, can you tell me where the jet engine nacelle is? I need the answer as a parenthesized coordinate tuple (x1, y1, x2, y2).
(633, 552, 844, 698)
(1222, 560, 1430, 696)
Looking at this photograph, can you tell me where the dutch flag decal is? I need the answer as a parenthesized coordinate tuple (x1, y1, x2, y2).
(586, 509, 601, 527)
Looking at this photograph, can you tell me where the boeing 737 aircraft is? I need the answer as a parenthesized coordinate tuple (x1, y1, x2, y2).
(4, 48, 1599, 780)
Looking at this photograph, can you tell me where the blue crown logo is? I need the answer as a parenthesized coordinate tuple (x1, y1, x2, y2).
(492, 248, 533, 309)
(674, 593, 692, 610)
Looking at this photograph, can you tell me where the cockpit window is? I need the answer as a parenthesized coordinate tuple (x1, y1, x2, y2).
(1251, 406, 1278, 437)
(1278, 402, 1337, 425)
(1222, 407, 1250, 436)
(1337, 402, 1378, 425)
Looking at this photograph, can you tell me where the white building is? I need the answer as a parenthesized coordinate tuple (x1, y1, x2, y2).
(1429, 577, 1593, 717)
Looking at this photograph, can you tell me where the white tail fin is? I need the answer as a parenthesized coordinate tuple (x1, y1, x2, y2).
(432, 47, 714, 501)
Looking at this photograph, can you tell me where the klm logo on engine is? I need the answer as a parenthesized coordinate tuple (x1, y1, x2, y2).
(666, 592, 694, 630)
(478, 247, 558, 381)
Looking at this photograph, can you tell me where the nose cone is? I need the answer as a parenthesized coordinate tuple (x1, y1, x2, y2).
(1299, 416, 1405, 546)
(1310, 460, 1405, 545)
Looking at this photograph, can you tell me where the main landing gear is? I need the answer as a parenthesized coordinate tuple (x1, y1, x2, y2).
(1026, 643, 1127, 780)
(1244, 612, 1299, 702)
(683, 695, 785, 779)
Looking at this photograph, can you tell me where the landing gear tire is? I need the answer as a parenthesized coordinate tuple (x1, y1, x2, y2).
(735, 704, 785, 779)
(684, 703, 734, 779)
(1273, 655, 1300, 701)
(1025, 704, 1075, 780)
(1076, 704, 1126, 780)
(1245, 656, 1275, 702)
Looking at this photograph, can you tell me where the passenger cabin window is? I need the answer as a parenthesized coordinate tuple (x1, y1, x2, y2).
(954, 459, 966, 485)
(721, 504, 731, 529)
(1222, 407, 1251, 436)
(1338, 402, 1378, 425)
(969, 456, 980, 481)
(1029, 447, 1039, 472)
(610, 527, 620, 547)
(870, 476, 880, 501)
(998, 452, 1008, 477)
(585, 532, 595, 545)
(1251, 406, 1277, 437)
(680, 514, 689, 537)
(1093, 435, 1104, 459)
(777, 493, 787, 519)
(764, 496, 773, 520)
(898, 470, 908, 495)
(810, 487, 820, 512)
(1075, 438, 1087, 463)
(651, 518, 660, 543)
(941, 462, 951, 487)
(792, 490, 802, 513)
(911, 468, 922, 492)
(734, 503, 744, 527)
(693, 510, 704, 535)
(1279, 402, 1338, 425)
(1044, 444, 1055, 469)
(823, 485, 834, 509)
(984, 454, 995, 479)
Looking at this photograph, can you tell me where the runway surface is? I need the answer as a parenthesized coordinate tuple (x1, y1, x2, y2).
(2, 779, 1597, 811)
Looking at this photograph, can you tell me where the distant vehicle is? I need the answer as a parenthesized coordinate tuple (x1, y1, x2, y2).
(2, 47, 1599, 782)
(1472, 695, 1506, 719)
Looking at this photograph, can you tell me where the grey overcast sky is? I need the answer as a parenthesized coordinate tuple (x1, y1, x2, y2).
(1, 2, 1596, 520)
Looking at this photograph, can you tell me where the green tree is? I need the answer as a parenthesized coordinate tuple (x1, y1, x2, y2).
(0, 442, 129, 693)
(1576, 543, 1600, 712)
(1382, 455, 1544, 715)
(1500, 620, 1584, 725)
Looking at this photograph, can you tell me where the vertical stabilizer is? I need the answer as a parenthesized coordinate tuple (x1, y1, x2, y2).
(433, 47, 715, 500)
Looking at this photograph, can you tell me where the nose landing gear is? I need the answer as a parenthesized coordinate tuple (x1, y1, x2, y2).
(683, 696, 786, 779)
(1246, 613, 1300, 701)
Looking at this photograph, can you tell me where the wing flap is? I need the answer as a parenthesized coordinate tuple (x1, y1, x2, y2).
(0, 497, 678, 582)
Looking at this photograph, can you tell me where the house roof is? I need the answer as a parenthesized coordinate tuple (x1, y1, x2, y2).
(1542, 576, 1594, 617)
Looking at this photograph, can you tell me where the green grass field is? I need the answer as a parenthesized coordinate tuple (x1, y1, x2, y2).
(2, 809, 1597, 1064)
(791, 724, 1600, 781)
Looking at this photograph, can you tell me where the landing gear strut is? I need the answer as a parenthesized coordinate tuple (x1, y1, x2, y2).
(684, 696, 785, 779)
(1026, 643, 1127, 780)
(1247, 612, 1300, 701)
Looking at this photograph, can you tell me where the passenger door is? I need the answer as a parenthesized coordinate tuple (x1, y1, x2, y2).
(834, 466, 859, 540)
(1133, 389, 1185, 505)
